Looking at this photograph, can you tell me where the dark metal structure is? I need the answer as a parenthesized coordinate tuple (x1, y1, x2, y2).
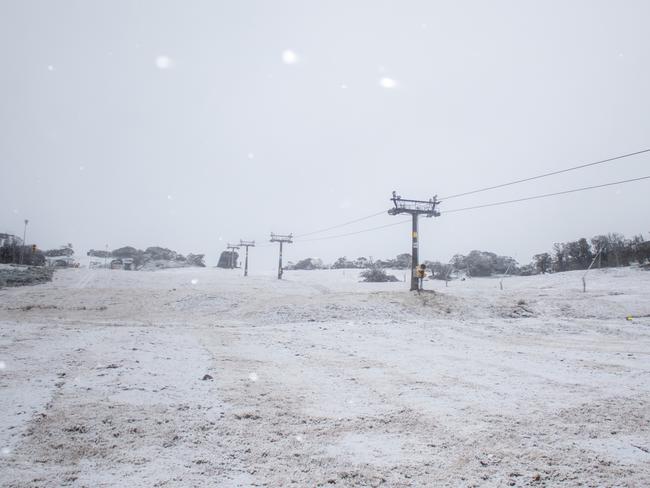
(19, 219, 28, 265)
(388, 191, 441, 291)
(239, 240, 255, 277)
(226, 243, 240, 269)
(270, 233, 293, 280)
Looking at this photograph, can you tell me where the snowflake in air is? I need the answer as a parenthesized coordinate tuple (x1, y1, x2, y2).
(155, 56, 174, 69)
(282, 50, 299, 64)
(379, 77, 397, 88)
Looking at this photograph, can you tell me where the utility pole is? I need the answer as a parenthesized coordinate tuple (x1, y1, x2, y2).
(19, 219, 29, 265)
(226, 243, 240, 269)
(270, 233, 293, 280)
(388, 191, 441, 291)
(239, 240, 255, 277)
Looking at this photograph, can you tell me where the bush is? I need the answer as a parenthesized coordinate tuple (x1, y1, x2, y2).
(360, 267, 398, 282)
(292, 258, 324, 270)
(186, 254, 206, 267)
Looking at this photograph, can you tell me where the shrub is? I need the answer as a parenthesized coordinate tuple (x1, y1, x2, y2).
(360, 267, 398, 282)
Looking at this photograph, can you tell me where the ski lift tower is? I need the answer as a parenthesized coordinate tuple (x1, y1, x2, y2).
(388, 191, 441, 291)
(270, 233, 293, 280)
(239, 240, 255, 277)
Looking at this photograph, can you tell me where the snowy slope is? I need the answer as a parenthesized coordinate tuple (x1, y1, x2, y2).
(0, 266, 649, 487)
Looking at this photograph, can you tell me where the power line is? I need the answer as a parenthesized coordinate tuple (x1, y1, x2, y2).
(243, 152, 650, 250)
(441, 148, 650, 201)
(290, 148, 650, 240)
(293, 210, 387, 238)
(444, 175, 650, 214)
(295, 175, 649, 243)
(295, 219, 410, 242)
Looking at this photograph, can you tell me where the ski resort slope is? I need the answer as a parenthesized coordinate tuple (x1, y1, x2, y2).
(1, 267, 649, 487)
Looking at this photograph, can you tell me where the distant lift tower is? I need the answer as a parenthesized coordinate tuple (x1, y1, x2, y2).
(226, 243, 240, 269)
(388, 191, 441, 291)
(270, 233, 293, 280)
(239, 240, 255, 277)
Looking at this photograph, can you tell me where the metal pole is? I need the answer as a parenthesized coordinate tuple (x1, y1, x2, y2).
(244, 246, 249, 277)
(278, 241, 283, 280)
(20, 219, 28, 265)
(411, 213, 419, 291)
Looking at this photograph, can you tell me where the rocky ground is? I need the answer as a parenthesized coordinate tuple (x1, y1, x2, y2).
(0, 267, 649, 487)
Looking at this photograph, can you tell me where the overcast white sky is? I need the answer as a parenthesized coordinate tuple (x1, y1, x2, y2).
(1, 0, 649, 270)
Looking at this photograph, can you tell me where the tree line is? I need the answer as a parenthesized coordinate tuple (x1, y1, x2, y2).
(285, 232, 649, 277)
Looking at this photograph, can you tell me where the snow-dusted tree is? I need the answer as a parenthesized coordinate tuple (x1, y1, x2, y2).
(533, 253, 551, 274)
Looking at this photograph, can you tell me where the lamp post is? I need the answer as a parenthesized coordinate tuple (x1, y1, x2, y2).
(19, 219, 29, 265)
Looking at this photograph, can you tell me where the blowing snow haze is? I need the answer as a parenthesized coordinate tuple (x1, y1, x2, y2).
(1, 1, 649, 269)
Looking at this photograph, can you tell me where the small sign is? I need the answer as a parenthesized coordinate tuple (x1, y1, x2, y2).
(412, 232, 418, 238)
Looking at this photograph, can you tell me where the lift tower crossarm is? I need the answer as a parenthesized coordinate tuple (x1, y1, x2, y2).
(387, 191, 441, 291)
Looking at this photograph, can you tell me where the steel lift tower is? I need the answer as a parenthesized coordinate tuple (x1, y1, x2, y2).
(388, 191, 441, 291)
(270, 233, 293, 280)
(239, 240, 255, 277)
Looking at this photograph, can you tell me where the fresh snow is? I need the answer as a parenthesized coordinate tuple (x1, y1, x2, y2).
(1, 266, 649, 486)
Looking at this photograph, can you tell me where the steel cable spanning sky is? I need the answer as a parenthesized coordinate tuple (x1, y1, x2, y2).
(288, 149, 650, 243)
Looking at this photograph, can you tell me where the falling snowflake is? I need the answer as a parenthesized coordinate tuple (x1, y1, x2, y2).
(295, 435, 303, 442)
(1, 447, 10, 456)
(379, 77, 397, 88)
(0, 361, 5, 370)
(191, 279, 198, 285)
(47, 65, 54, 71)
(79, 165, 85, 171)
(340, 84, 348, 89)
(247, 153, 255, 159)
(248, 372, 258, 382)
(282, 50, 299, 64)
(155, 55, 173, 69)
(167, 195, 173, 200)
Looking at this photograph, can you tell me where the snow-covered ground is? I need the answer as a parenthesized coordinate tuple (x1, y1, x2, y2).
(1, 267, 649, 487)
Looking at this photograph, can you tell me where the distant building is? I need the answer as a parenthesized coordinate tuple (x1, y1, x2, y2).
(45, 256, 76, 268)
(217, 250, 238, 268)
